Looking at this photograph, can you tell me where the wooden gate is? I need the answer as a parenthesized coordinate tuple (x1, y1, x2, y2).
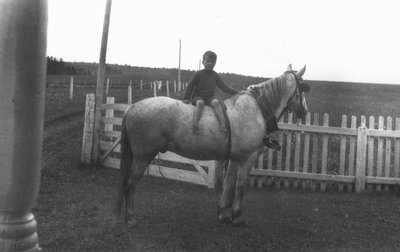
(81, 94, 217, 188)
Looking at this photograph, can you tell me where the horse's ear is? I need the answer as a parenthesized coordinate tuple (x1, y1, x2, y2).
(296, 65, 306, 78)
(287, 64, 293, 71)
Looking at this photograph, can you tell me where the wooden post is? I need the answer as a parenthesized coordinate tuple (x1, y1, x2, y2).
(395, 118, 400, 179)
(166, 80, 170, 97)
(355, 119, 367, 193)
(348, 116, 357, 192)
(311, 113, 319, 191)
(366, 116, 375, 192)
(321, 113, 329, 191)
(178, 39, 181, 92)
(209, 161, 218, 189)
(174, 80, 177, 93)
(105, 97, 115, 132)
(128, 81, 132, 104)
(153, 81, 157, 97)
(302, 112, 311, 189)
(106, 78, 110, 96)
(293, 117, 301, 188)
(256, 152, 264, 189)
(69, 75, 74, 100)
(0, 1, 47, 250)
(384, 117, 392, 191)
(376, 116, 384, 191)
(339, 115, 348, 192)
(284, 113, 293, 188)
(81, 94, 95, 164)
(92, 0, 112, 163)
(140, 79, 143, 91)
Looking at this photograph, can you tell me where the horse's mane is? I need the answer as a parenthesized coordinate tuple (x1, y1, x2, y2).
(248, 75, 288, 112)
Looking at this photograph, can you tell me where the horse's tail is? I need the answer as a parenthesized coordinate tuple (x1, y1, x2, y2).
(115, 110, 133, 217)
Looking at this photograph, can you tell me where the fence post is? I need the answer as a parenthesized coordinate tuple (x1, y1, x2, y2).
(128, 81, 132, 104)
(355, 119, 367, 193)
(166, 80, 170, 97)
(69, 75, 74, 100)
(81, 93, 95, 164)
(153, 81, 157, 97)
(106, 78, 110, 96)
(105, 97, 115, 132)
(174, 80, 177, 93)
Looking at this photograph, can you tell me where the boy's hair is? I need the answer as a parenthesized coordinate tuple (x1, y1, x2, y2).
(203, 51, 217, 60)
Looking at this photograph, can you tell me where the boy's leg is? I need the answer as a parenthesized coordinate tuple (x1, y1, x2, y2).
(263, 132, 281, 151)
(210, 99, 226, 132)
(193, 99, 205, 134)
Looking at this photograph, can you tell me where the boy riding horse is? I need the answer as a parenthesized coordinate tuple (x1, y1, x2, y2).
(183, 50, 280, 150)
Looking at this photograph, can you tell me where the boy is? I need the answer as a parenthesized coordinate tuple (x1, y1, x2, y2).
(183, 51, 238, 134)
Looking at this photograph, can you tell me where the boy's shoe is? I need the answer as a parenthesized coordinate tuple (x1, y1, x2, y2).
(263, 137, 281, 151)
(192, 124, 200, 134)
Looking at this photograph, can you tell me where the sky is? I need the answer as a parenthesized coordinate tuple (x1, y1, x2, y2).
(47, 0, 400, 84)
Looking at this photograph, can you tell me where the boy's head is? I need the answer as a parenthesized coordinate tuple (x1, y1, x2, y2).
(202, 51, 217, 71)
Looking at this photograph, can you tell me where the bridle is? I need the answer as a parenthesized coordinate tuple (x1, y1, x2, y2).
(283, 70, 309, 116)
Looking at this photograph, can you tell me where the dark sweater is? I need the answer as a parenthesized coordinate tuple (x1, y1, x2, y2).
(183, 69, 238, 102)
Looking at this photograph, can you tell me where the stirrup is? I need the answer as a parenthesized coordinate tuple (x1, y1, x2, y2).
(263, 137, 281, 151)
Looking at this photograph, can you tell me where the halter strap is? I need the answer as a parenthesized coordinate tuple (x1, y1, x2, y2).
(284, 70, 310, 93)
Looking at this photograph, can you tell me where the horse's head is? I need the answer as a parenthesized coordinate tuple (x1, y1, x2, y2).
(283, 64, 310, 122)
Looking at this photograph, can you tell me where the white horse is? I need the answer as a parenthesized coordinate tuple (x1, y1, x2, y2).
(115, 65, 309, 226)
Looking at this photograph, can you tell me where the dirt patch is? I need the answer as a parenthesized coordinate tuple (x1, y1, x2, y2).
(34, 113, 400, 251)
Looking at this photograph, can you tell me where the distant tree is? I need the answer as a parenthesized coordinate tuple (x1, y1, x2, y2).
(46, 56, 91, 75)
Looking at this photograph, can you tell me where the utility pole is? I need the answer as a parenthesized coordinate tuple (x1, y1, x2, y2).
(92, 0, 112, 163)
(178, 39, 181, 89)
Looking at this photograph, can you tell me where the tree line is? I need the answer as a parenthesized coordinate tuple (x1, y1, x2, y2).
(47, 56, 91, 75)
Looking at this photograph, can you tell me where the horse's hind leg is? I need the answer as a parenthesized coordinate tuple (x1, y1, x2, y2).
(231, 152, 258, 226)
(217, 159, 238, 223)
(124, 156, 154, 227)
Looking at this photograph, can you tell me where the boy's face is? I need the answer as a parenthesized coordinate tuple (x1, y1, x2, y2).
(202, 56, 216, 71)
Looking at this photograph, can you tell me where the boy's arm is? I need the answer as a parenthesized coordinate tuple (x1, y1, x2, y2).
(182, 73, 197, 100)
(216, 74, 239, 95)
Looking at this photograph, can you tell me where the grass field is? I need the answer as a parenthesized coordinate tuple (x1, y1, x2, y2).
(36, 73, 400, 251)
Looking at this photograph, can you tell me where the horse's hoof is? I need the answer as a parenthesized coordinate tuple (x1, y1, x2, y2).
(218, 215, 233, 225)
(233, 217, 249, 227)
(192, 125, 200, 134)
(126, 219, 139, 229)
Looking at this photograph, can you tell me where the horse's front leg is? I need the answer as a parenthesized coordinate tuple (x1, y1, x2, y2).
(232, 152, 258, 226)
(217, 159, 238, 223)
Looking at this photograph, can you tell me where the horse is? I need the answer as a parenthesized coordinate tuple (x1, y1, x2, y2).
(115, 64, 310, 227)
